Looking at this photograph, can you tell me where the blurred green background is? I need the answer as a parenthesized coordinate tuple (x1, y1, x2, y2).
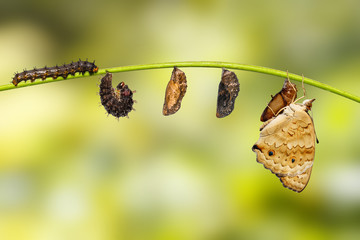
(1, 0, 360, 239)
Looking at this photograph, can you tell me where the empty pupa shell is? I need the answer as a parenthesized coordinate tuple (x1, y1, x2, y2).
(260, 78, 297, 122)
(216, 69, 240, 118)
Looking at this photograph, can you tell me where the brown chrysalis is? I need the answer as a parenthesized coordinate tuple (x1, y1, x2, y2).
(260, 76, 297, 122)
(162, 67, 187, 116)
(12, 60, 98, 86)
(99, 73, 135, 118)
(216, 69, 240, 118)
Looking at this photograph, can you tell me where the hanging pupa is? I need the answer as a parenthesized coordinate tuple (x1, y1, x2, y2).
(216, 69, 240, 118)
(162, 67, 187, 116)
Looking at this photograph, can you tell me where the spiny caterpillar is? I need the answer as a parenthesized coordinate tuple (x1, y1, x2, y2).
(99, 73, 135, 118)
(12, 59, 98, 86)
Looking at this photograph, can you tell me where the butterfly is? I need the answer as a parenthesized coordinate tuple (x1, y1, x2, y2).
(253, 76, 318, 192)
(163, 67, 187, 116)
(216, 69, 240, 118)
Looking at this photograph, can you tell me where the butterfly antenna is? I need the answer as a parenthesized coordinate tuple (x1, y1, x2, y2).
(302, 74, 306, 98)
(293, 74, 306, 104)
(267, 104, 276, 116)
(286, 70, 297, 102)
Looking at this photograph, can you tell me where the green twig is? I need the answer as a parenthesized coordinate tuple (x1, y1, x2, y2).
(1, 61, 359, 103)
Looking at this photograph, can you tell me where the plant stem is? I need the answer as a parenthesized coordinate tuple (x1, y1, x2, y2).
(1, 61, 359, 103)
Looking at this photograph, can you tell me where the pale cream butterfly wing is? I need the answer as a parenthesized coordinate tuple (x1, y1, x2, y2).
(277, 167, 313, 193)
(252, 99, 316, 192)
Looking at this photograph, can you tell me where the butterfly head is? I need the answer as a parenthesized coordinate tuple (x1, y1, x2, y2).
(302, 99, 315, 111)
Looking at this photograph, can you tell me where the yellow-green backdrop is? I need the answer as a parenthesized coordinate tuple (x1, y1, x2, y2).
(1, 0, 360, 239)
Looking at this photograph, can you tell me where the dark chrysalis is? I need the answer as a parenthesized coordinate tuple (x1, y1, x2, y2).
(99, 73, 135, 118)
(260, 77, 297, 122)
(162, 67, 187, 116)
(216, 69, 240, 118)
(12, 59, 98, 86)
